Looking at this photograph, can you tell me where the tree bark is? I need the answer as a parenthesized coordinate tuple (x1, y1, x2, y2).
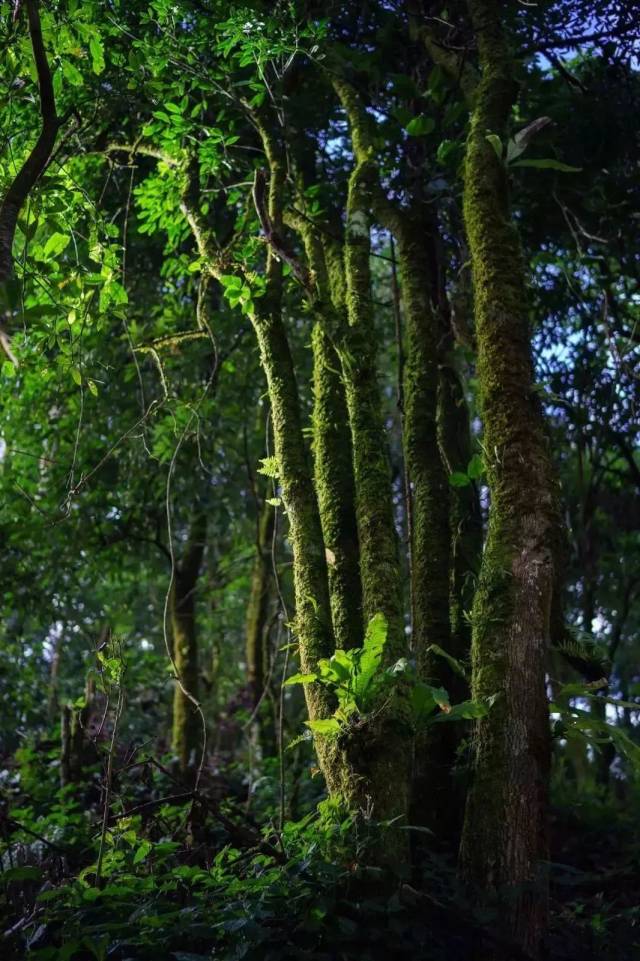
(0, 0, 58, 287)
(245, 498, 275, 711)
(171, 513, 206, 773)
(457, 2, 564, 956)
(311, 321, 363, 651)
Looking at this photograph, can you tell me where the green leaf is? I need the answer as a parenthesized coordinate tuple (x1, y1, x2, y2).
(406, 115, 435, 137)
(427, 644, 468, 680)
(44, 232, 71, 258)
(62, 60, 83, 87)
(133, 840, 153, 864)
(485, 133, 503, 161)
(449, 471, 471, 487)
(219, 274, 243, 291)
(305, 718, 341, 736)
(2, 865, 43, 882)
(436, 139, 458, 165)
(257, 455, 279, 478)
(328, 648, 354, 684)
(354, 612, 387, 703)
(432, 699, 488, 722)
(466, 453, 485, 480)
(511, 159, 582, 172)
(409, 682, 437, 724)
(71, 367, 82, 386)
(284, 673, 317, 686)
(89, 36, 105, 75)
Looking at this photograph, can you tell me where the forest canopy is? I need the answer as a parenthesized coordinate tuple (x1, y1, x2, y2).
(0, 1, 638, 959)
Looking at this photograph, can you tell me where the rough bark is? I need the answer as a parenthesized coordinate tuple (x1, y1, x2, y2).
(457, 2, 563, 956)
(324, 79, 411, 833)
(390, 216, 458, 840)
(286, 205, 363, 652)
(333, 79, 406, 662)
(311, 321, 363, 651)
(171, 513, 206, 773)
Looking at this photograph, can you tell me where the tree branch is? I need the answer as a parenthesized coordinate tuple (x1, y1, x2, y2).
(0, 0, 59, 285)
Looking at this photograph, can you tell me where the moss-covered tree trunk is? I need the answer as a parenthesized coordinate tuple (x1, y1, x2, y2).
(458, 1, 563, 955)
(249, 128, 336, 731)
(171, 513, 206, 774)
(311, 322, 363, 651)
(285, 200, 363, 654)
(328, 80, 410, 829)
(387, 216, 456, 839)
(334, 82, 405, 662)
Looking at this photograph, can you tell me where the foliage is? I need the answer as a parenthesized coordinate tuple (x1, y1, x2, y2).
(0, 0, 638, 959)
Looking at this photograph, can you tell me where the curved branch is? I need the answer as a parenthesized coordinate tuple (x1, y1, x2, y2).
(0, 0, 59, 284)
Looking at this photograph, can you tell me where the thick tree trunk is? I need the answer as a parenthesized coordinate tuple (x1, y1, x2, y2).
(457, 2, 563, 956)
(171, 514, 206, 773)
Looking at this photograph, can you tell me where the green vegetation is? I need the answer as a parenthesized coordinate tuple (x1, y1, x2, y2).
(0, 2, 638, 959)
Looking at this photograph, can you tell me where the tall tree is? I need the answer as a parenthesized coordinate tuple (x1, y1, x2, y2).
(455, 1, 564, 955)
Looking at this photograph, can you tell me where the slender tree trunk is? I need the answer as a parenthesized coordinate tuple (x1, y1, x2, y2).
(285, 201, 363, 653)
(245, 498, 275, 710)
(60, 674, 95, 787)
(171, 513, 206, 774)
(48, 630, 62, 723)
(334, 81, 405, 662)
(457, 2, 563, 956)
(311, 321, 363, 650)
(438, 359, 483, 658)
(389, 216, 458, 840)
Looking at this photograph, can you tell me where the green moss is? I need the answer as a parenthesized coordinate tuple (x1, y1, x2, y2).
(171, 577, 201, 773)
(395, 225, 451, 674)
(341, 160, 405, 660)
(171, 515, 206, 773)
(251, 304, 334, 719)
(311, 322, 363, 650)
(458, 1, 563, 951)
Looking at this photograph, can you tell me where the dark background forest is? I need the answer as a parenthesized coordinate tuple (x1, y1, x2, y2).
(0, 1, 638, 959)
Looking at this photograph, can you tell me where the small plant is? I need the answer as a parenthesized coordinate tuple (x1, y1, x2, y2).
(286, 613, 489, 739)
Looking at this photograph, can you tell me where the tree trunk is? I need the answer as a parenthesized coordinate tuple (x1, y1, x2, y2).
(327, 81, 411, 834)
(390, 216, 458, 841)
(171, 513, 206, 774)
(457, 2, 563, 956)
(245, 498, 275, 710)
(60, 674, 96, 788)
(311, 321, 363, 651)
